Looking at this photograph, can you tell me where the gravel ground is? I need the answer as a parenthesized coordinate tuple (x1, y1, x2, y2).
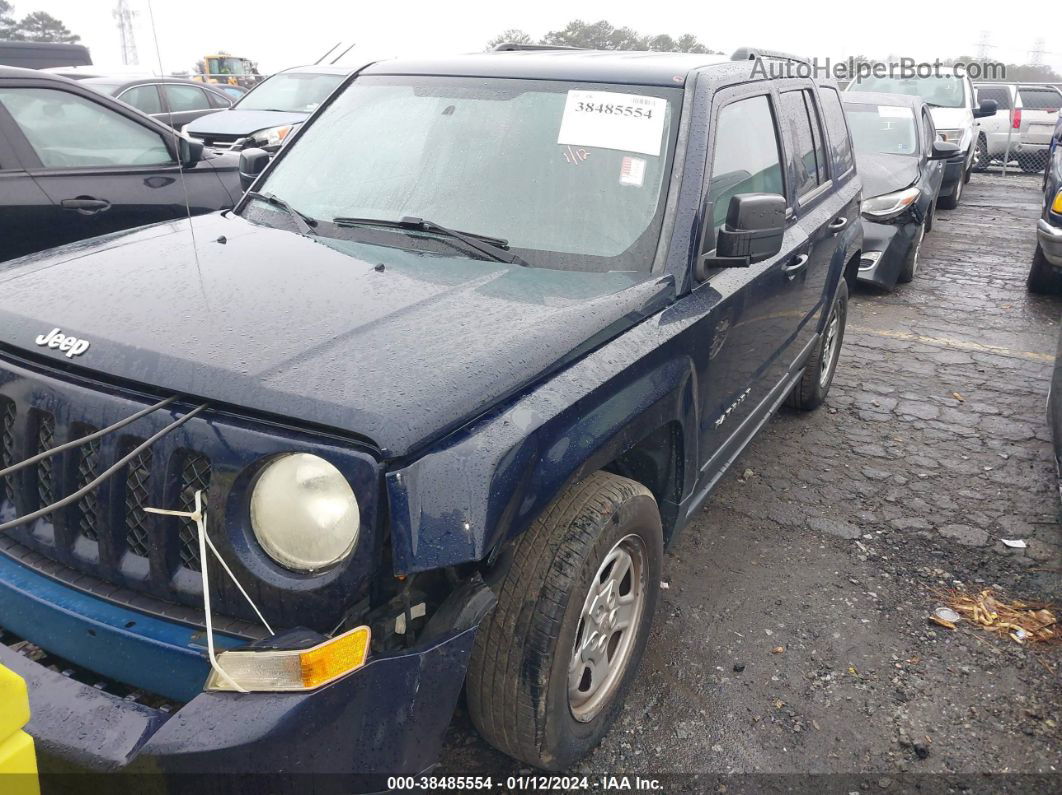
(440, 172, 1062, 789)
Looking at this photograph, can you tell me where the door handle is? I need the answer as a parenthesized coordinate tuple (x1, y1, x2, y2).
(827, 216, 848, 233)
(782, 254, 809, 279)
(61, 197, 111, 214)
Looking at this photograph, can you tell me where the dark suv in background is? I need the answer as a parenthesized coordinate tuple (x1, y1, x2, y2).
(0, 47, 860, 782)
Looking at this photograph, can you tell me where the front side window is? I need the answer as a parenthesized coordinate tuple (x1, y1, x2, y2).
(844, 103, 919, 156)
(254, 76, 682, 273)
(852, 75, 965, 108)
(705, 94, 784, 241)
(235, 72, 345, 113)
(119, 84, 163, 115)
(0, 87, 173, 168)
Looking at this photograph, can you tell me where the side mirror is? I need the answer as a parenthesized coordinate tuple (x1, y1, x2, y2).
(178, 136, 204, 167)
(239, 147, 271, 191)
(973, 99, 998, 119)
(930, 140, 960, 160)
(697, 193, 786, 278)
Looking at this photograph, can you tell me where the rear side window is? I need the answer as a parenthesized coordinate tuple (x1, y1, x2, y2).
(1019, 88, 1062, 111)
(781, 90, 828, 197)
(818, 87, 855, 176)
(705, 94, 785, 241)
(0, 87, 173, 168)
(118, 84, 162, 115)
(976, 86, 1012, 110)
(163, 84, 212, 112)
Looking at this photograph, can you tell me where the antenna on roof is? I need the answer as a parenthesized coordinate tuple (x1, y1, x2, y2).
(314, 43, 341, 65)
(330, 43, 356, 65)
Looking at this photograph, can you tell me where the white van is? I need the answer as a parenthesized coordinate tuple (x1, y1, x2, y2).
(846, 67, 997, 208)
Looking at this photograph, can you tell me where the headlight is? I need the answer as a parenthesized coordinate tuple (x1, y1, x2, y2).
(860, 187, 921, 220)
(250, 453, 360, 572)
(252, 123, 299, 148)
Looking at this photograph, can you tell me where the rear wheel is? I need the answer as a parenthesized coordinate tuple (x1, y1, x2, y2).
(787, 279, 848, 411)
(467, 471, 662, 770)
(897, 219, 926, 284)
(1028, 244, 1062, 294)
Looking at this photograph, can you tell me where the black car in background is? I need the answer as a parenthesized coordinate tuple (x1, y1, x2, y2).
(82, 76, 233, 129)
(184, 65, 352, 152)
(0, 67, 242, 263)
(1028, 117, 1062, 293)
(844, 91, 958, 289)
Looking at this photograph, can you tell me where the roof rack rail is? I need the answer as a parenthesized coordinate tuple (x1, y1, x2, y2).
(492, 43, 582, 52)
(731, 47, 810, 66)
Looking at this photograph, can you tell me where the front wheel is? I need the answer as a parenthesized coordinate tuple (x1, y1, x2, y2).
(787, 279, 848, 411)
(1028, 244, 1062, 294)
(466, 472, 663, 770)
(973, 135, 990, 172)
(937, 173, 963, 210)
(897, 219, 926, 284)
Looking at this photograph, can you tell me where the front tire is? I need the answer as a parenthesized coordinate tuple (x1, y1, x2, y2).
(467, 472, 663, 770)
(1028, 244, 1062, 294)
(937, 172, 963, 210)
(897, 219, 926, 284)
(973, 135, 990, 172)
(787, 279, 848, 410)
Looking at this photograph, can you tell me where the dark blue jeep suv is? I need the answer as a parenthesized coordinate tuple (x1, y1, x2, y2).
(0, 47, 861, 782)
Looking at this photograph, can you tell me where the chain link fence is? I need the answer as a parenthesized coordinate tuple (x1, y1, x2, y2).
(973, 81, 1062, 175)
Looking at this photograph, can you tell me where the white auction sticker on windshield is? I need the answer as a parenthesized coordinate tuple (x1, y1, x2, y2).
(558, 90, 667, 156)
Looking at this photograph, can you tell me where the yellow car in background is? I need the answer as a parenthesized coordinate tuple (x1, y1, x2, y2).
(0, 665, 38, 795)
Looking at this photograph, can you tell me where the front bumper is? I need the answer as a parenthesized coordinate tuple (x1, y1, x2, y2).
(940, 153, 967, 197)
(1039, 218, 1062, 266)
(857, 218, 922, 289)
(0, 549, 483, 785)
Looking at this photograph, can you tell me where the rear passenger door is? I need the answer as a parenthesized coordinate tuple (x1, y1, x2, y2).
(778, 85, 847, 357)
(694, 87, 808, 461)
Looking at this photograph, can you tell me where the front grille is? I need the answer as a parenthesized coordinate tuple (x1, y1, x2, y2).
(124, 448, 153, 558)
(0, 396, 213, 592)
(35, 414, 56, 517)
(177, 452, 211, 571)
(0, 397, 13, 505)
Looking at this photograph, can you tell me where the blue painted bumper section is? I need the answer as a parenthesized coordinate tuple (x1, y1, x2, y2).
(0, 552, 244, 703)
(0, 553, 480, 783)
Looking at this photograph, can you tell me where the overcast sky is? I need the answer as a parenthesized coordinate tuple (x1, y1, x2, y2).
(15, 0, 1062, 77)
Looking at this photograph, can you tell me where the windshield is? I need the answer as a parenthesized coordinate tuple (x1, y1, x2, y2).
(844, 103, 918, 156)
(209, 57, 250, 76)
(235, 72, 345, 113)
(252, 76, 681, 272)
(852, 75, 965, 108)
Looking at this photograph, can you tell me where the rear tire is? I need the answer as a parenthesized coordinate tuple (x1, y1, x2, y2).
(787, 279, 848, 411)
(897, 219, 926, 284)
(466, 471, 662, 771)
(1028, 244, 1062, 294)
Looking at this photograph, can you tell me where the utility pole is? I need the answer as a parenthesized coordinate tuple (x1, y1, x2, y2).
(976, 31, 994, 62)
(1029, 38, 1046, 67)
(114, 0, 138, 66)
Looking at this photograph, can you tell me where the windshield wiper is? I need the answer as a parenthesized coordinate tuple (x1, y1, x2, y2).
(331, 215, 529, 266)
(246, 191, 317, 236)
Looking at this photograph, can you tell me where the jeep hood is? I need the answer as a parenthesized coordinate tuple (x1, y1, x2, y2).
(854, 152, 921, 199)
(0, 214, 673, 457)
(185, 109, 307, 138)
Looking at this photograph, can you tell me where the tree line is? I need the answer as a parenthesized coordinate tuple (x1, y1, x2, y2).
(487, 20, 719, 54)
(0, 1, 80, 44)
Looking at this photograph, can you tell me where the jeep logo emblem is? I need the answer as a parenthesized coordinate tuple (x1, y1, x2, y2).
(35, 327, 90, 358)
